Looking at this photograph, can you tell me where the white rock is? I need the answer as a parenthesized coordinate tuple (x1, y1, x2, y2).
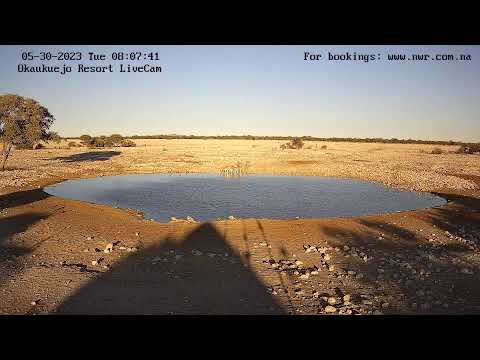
(104, 243, 114, 253)
(324, 305, 337, 313)
(328, 297, 337, 305)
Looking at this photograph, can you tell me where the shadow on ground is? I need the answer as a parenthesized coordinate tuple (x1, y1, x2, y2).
(51, 151, 121, 163)
(56, 222, 285, 314)
(317, 189, 480, 314)
(0, 189, 51, 208)
(0, 212, 50, 286)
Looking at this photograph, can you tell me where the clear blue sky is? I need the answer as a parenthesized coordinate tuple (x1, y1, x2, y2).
(1, 45, 479, 142)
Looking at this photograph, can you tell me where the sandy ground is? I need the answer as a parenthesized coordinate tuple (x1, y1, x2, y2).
(0, 139, 479, 315)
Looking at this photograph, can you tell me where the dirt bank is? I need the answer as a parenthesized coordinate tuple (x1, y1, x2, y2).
(1, 169, 479, 314)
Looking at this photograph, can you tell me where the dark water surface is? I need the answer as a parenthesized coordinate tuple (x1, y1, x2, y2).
(44, 174, 446, 222)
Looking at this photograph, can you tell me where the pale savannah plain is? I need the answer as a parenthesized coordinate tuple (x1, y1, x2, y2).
(1, 139, 479, 315)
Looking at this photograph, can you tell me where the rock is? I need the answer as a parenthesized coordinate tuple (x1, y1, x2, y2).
(228, 215, 236, 220)
(324, 305, 337, 313)
(328, 297, 337, 305)
(192, 250, 203, 256)
(170, 217, 179, 222)
(355, 273, 364, 280)
(310, 270, 319, 275)
(86, 236, 93, 240)
(31, 301, 37, 306)
(295, 260, 303, 266)
(91, 260, 98, 266)
(119, 246, 126, 250)
(328, 265, 335, 272)
(323, 254, 331, 261)
(175, 254, 184, 260)
(186, 216, 196, 223)
(135, 232, 140, 236)
(104, 243, 114, 253)
(300, 273, 309, 280)
(343, 294, 351, 303)
(83, 249, 89, 253)
(259, 242, 267, 246)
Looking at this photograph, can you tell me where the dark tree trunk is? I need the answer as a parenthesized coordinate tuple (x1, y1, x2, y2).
(1, 142, 12, 171)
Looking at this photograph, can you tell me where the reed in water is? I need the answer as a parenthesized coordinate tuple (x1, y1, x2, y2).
(220, 161, 251, 177)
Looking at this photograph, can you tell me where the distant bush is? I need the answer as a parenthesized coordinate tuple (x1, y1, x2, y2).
(68, 141, 78, 148)
(321, 145, 327, 150)
(33, 143, 45, 150)
(79, 135, 92, 146)
(431, 147, 444, 154)
(121, 139, 136, 147)
(104, 138, 114, 147)
(93, 138, 105, 147)
(109, 134, 124, 146)
(456, 144, 480, 154)
(280, 137, 304, 150)
(290, 137, 304, 149)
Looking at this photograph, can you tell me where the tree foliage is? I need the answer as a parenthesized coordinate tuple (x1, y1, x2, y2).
(0, 94, 55, 170)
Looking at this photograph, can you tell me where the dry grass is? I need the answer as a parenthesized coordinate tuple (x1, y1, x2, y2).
(1, 139, 479, 192)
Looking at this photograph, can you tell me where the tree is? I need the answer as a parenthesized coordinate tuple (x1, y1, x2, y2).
(109, 134, 124, 146)
(121, 139, 136, 147)
(0, 94, 55, 171)
(79, 134, 92, 146)
(289, 137, 304, 149)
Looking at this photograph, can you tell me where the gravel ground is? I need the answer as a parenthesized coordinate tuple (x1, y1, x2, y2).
(0, 139, 479, 315)
(1, 139, 478, 193)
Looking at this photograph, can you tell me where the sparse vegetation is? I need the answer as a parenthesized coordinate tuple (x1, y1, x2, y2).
(109, 134, 124, 145)
(431, 147, 444, 154)
(120, 139, 136, 147)
(126, 134, 470, 146)
(220, 161, 251, 177)
(0, 94, 55, 171)
(280, 137, 304, 150)
(49, 131, 62, 144)
(321, 145, 327, 150)
(78, 134, 134, 148)
(79, 135, 92, 146)
(456, 144, 480, 154)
